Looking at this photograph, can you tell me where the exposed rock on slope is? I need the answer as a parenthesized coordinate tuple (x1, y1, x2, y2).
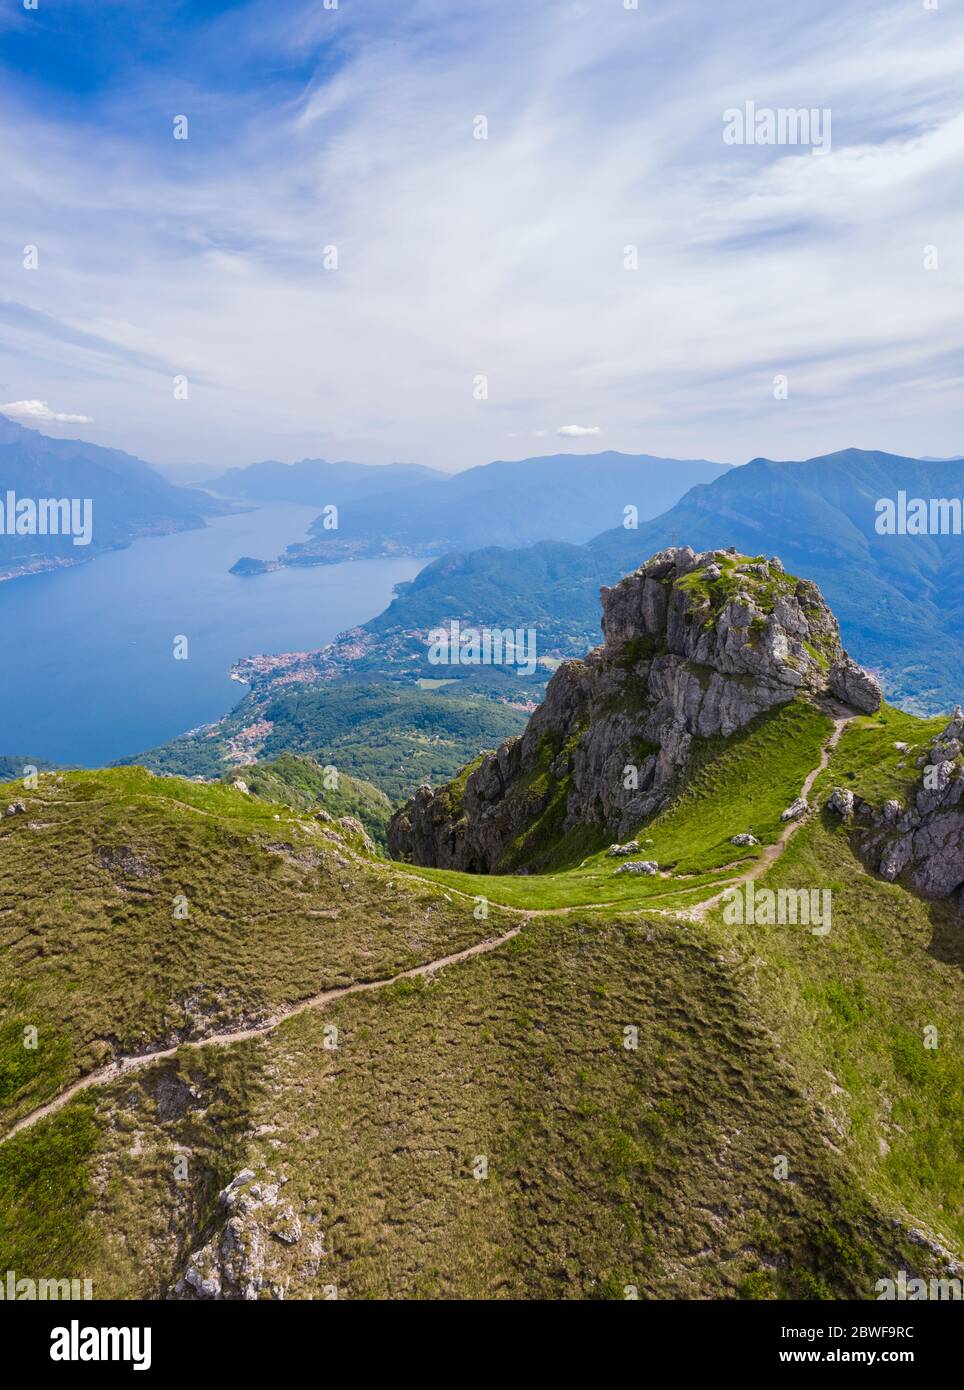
(829, 707, 964, 912)
(388, 547, 881, 872)
(177, 1167, 325, 1301)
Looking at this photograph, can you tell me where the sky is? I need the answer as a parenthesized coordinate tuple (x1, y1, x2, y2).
(0, 0, 962, 473)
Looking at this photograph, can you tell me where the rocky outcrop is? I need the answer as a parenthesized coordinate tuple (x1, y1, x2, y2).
(388, 547, 881, 873)
(828, 657, 882, 714)
(175, 1167, 326, 1301)
(613, 860, 658, 876)
(827, 708, 964, 912)
(827, 787, 855, 819)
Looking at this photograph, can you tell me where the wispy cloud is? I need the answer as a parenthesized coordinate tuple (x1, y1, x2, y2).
(557, 425, 601, 438)
(0, 0, 961, 469)
(0, 399, 93, 424)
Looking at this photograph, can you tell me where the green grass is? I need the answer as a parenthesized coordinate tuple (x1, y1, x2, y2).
(1, 693, 960, 1300)
(36, 911, 950, 1300)
(0, 1099, 99, 1276)
(396, 700, 831, 909)
(813, 704, 948, 806)
(640, 700, 830, 873)
(0, 767, 510, 1128)
(221, 752, 393, 846)
(0, 1018, 73, 1113)
(702, 773, 963, 1251)
(675, 551, 797, 621)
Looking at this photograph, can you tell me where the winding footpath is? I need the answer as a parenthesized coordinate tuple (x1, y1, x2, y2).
(0, 716, 850, 1147)
(690, 712, 851, 918)
(1, 927, 521, 1147)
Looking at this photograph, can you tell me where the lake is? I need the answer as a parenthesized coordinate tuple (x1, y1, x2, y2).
(0, 503, 425, 767)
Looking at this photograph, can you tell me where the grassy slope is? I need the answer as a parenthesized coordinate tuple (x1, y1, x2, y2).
(0, 767, 508, 1130)
(398, 700, 832, 909)
(670, 706, 964, 1269)
(249, 906, 956, 1299)
(6, 908, 949, 1301)
(0, 701, 960, 1299)
(223, 753, 393, 846)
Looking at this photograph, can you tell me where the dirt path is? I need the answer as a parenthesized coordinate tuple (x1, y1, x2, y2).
(0, 926, 520, 1147)
(688, 712, 851, 918)
(388, 713, 853, 921)
(0, 715, 850, 1145)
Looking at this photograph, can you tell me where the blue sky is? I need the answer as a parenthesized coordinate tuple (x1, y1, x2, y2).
(0, 0, 962, 470)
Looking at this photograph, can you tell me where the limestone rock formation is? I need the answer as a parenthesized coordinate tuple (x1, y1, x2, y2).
(828, 708, 964, 912)
(826, 787, 855, 819)
(613, 860, 658, 877)
(828, 657, 882, 715)
(388, 547, 881, 873)
(175, 1167, 325, 1301)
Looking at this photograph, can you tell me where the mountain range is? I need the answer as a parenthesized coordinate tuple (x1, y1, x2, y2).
(210, 450, 730, 563)
(207, 455, 444, 506)
(0, 415, 227, 581)
(118, 445, 964, 808)
(360, 448, 964, 714)
(592, 448, 964, 712)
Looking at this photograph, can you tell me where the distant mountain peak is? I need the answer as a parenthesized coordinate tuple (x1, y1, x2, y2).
(388, 546, 879, 873)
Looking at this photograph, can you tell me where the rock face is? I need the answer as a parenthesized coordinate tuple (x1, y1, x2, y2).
(388, 547, 881, 873)
(828, 657, 882, 714)
(828, 708, 964, 912)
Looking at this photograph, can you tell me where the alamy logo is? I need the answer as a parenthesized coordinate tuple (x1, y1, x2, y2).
(722, 882, 832, 934)
(428, 621, 538, 676)
(875, 491, 963, 536)
(50, 1320, 151, 1370)
(723, 101, 832, 153)
(1, 1269, 92, 1300)
(876, 1270, 962, 1300)
(0, 490, 93, 546)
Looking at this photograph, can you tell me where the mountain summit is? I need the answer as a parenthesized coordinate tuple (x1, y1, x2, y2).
(388, 547, 881, 872)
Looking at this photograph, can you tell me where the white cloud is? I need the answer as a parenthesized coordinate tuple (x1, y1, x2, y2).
(0, 1, 961, 468)
(0, 399, 94, 424)
(557, 425, 601, 438)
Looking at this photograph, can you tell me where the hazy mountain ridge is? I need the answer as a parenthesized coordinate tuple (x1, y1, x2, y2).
(351, 447, 964, 715)
(207, 456, 446, 504)
(210, 450, 729, 567)
(122, 446, 964, 796)
(592, 449, 964, 711)
(0, 415, 230, 580)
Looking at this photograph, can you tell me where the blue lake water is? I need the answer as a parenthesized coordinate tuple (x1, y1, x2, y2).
(0, 503, 425, 767)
